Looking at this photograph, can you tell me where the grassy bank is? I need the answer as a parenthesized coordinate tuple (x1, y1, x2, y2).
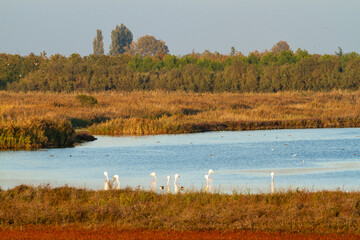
(88, 116, 360, 135)
(1, 90, 360, 148)
(0, 119, 97, 150)
(0, 119, 75, 150)
(1, 185, 360, 235)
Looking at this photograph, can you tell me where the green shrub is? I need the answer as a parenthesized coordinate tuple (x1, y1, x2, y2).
(76, 94, 98, 107)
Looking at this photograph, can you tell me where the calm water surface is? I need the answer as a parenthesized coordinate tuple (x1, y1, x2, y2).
(1, 128, 360, 193)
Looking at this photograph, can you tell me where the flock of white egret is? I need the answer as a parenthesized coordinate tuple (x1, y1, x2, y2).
(103, 169, 276, 193)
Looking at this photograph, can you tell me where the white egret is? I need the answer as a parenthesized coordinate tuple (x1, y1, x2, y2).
(174, 174, 180, 193)
(208, 169, 214, 177)
(208, 169, 214, 193)
(271, 172, 275, 194)
(104, 171, 110, 190)
(205, 174, 209, 193)
(113, 175, 120, 190)
(150, 172, 157, 192)
(166, 176, 171, 193)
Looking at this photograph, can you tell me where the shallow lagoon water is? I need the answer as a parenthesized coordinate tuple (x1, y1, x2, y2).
(1, 128, 360, 193)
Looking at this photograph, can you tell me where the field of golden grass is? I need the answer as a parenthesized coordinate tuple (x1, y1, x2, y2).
(1, 90, 360, 137)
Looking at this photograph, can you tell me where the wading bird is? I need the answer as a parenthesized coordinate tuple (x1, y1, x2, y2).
(113, 175, 120, 190)
(208, 169, 214, 193)
(174, 174, 180, 193)
(208, 169, 214, 180)
(167, 176, 171, 193)
(104, 171, 110, 190)
(205, 174, 209, 193)
(271, 172, 275, 194)
(150, 172, 157, 192)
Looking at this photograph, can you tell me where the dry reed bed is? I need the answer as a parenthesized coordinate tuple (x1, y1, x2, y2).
(2, 90, 359, 121)
(0, 91, 360, 131)
(0, 119, 75, 150)
(1, 90, 360, 149)
(1, 185, 360, 235)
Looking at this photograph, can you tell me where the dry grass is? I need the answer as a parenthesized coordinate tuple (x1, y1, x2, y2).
(1, 90, 360, 136)
(1, 185, 360, 235)
(0, 119, 75, 150)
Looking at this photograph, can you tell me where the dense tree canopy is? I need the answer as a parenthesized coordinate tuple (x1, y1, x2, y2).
(271, 41, 291, 53)
(109, 24, 133, 56)
(2, 46, 360, 93)
(130, 35, 169, 57)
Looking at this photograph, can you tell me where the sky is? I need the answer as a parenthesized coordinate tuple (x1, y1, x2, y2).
(0, 0, 359, 57)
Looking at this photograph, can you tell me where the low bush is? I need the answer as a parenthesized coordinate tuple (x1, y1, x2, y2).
(76, 94, 98, 107)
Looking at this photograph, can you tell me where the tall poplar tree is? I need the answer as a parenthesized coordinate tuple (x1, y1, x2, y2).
(93, 29, 104, 56)
(230, 46, 236, 56)
(109, 24, 133, 56)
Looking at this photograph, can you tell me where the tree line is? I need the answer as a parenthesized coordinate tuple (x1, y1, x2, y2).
(93, 24, 169, 57)
(1, 42, 359, 93)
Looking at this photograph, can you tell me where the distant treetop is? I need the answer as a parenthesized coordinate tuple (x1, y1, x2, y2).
(109, 24, 133, 56)
(271, 41, 291, 54)
(130, 35, 169, 57)
(93, 29, 104, 56)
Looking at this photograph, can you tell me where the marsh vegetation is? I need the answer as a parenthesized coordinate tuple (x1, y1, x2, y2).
(1, 90, 360, 149)
(1, 185, 360, 236)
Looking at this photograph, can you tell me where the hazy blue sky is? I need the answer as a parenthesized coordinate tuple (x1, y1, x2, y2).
(1, 0, 359, 56)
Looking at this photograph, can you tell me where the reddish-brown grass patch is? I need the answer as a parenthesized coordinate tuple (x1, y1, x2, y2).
(0, 226, 358, 240)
